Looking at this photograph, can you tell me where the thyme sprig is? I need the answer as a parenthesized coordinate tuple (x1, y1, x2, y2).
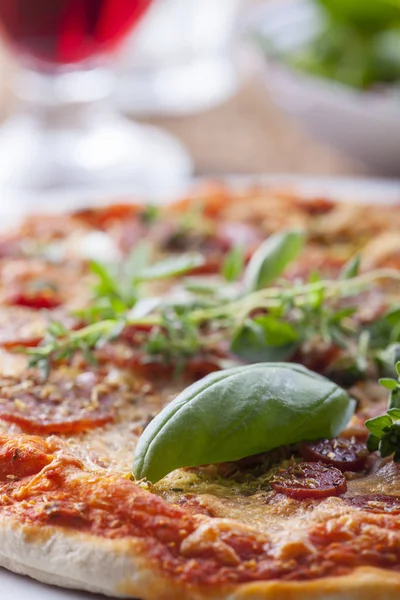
(25, 263, 400, 378)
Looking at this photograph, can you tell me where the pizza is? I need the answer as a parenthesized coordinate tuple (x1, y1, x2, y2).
(0, 183, 399, 600)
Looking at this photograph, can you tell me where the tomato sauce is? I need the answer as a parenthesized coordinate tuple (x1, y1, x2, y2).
(0, 435, 400, 587)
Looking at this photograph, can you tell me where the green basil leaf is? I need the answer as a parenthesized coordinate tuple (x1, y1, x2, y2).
(136, 253, 205, 281)
(339, 255, 360, 280)
(379, 377, 398, 390)
(365, 413, 393, 437)
(243, 230, 306, 292)
(231, 316, 299, 363)
(379, 432, 397, 458)
(367, 433, 380, 452)
(376, 343, 400, 377)
(222, 246, 245, 282)
(133, 362, 355, 483)
(388, 408, 400, 420)
(368, 306, 400, 348)
(389, 379, 400, 409)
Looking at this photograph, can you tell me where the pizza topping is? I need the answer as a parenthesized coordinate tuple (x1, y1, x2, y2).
(6, 290, 62, 310)
(21, 221, 400, 385)
(179, 521, 242, 566)
(271, 462, 347, 499)
(177, 495, 217, 517)
(133, 363, 354, 483)
(344, 494, 400, 513)
(243, 230, 306, 291)
(299, 438, 368, 471)
(365, 366, 400, 461)
(2, 337, 42, 350)
(0, 369, 116, 434)
(0, 306, 60, 347)
(73, 203, 142, 230)
(2, 433, 400, 586)
(295, 196, 335, 215)
(1, 190, 400, 593)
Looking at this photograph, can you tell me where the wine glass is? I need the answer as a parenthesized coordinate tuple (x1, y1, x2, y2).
(118, 0, 243, 117)
(0, 0, 192, 194)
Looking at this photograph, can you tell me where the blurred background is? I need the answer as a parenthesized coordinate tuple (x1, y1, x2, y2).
(0, 0, 398, 195)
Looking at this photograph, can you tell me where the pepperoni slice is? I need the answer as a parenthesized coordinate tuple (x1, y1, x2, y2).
(2, 337, 42, 350)
(271, 462, 347, 499)
(74, 204, 142, 229)
(0, 369, 116, 434)
(0, 305, 75, 348)
(344, 494, 400, 514)
(299, 438, 368, 472)
(97, 343, 222, 382)
(7, 291, 62, 310)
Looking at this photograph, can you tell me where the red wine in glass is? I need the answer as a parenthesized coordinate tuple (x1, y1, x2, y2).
(0, 0, 190, 193)
(0, 0, 152, 67)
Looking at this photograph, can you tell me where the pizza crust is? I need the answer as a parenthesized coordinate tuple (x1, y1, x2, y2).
(230, 571, 400, 600)
(0, 517, 399, 600)
(0, 518, 178, 599)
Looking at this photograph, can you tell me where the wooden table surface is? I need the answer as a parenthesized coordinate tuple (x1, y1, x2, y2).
(151, 76, 366, 178)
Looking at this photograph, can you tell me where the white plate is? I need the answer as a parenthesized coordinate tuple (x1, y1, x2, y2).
(0, 174, 399, 600)
(1, 175, 400, 226)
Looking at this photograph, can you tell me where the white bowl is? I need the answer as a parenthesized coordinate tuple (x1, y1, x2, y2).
(249, 0, 400, 175)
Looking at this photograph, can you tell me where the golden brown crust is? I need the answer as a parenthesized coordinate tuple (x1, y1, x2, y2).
(1, 518, 400, 600)
(230, 570, 400, 600)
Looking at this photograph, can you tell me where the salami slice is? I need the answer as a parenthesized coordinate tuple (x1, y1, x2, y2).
(299, 438, 368, 472)
(0, 368, 116, 434)
(344, 494, 400, 514)
(7, 291, 62, 310)
(271, 462, 347, 499)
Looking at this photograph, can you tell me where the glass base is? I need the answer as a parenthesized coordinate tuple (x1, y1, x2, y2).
(117, 55, 239, 117)
(0, 112, 193, 195)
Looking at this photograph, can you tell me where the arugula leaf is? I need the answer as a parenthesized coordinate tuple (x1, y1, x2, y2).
(133, 362, 355, 483)
(122, 242, 152, 281)
(231, 315, 299, 363)
(139, 205, 159, 225)
(243, 230, 306, 292)
(90, 261, 122, 299)
(24, 254, 400, 380)
(340, 255, 360, 280)
(368, 306, 400, 348)
(135, 253, 204, 281)
(88, 241, 153, 315)
(144, 308, 202, 373)
(222, 246, 245, 282)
